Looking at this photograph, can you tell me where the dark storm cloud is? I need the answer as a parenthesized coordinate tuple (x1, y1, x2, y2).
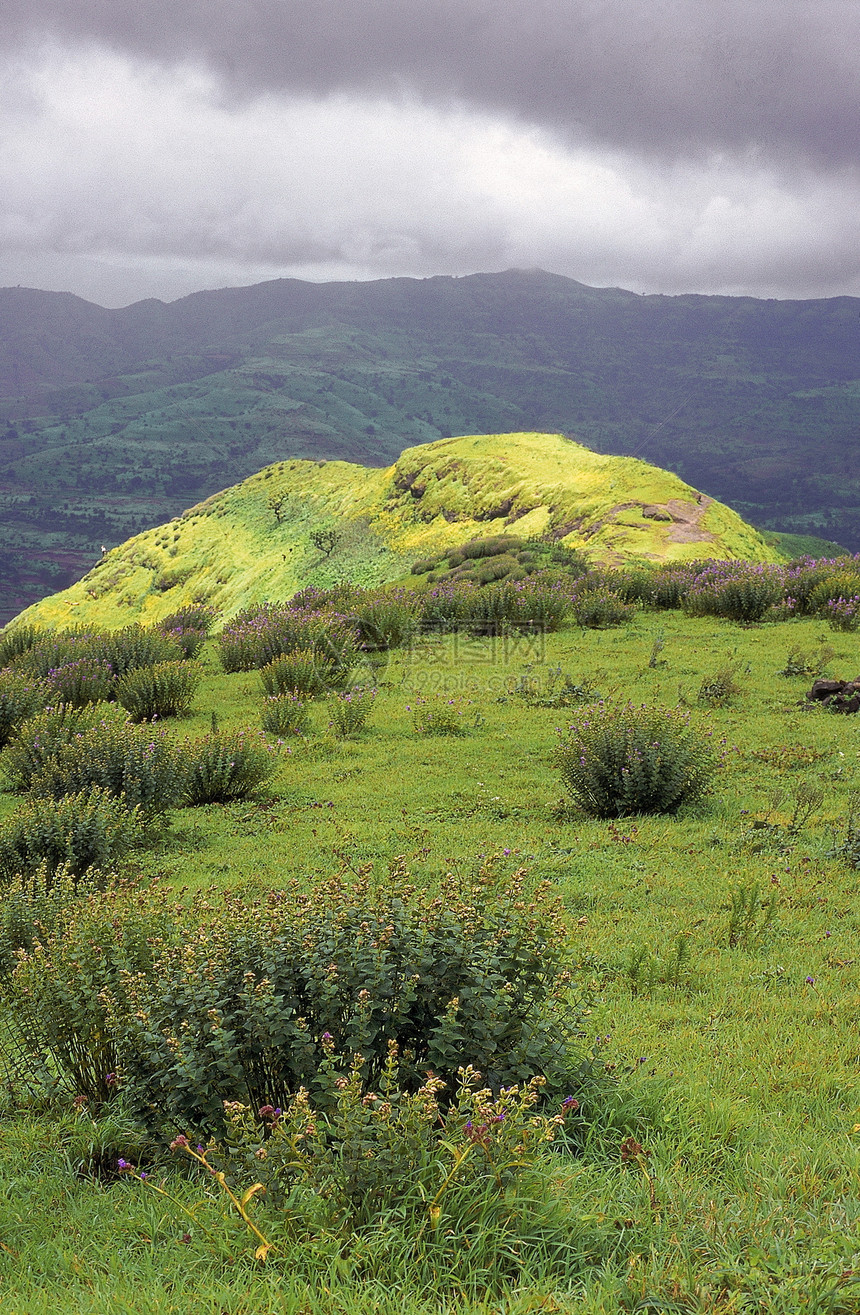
(2, 0, 859, 169)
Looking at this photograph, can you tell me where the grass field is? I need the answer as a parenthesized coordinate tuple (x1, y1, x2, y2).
(1, 607, 859, 1313)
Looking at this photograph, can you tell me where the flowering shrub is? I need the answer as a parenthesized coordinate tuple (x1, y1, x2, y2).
(261, 691, 311, 737)
(350, 590, 419, 650)
(5, 882, 172, 1107)
(2, 703, 126, 791)
(45, 658, 115, 708)
(557, 701, 721, 817)
(156, 605, 219, 659)
(115, 660, 202, 721)
(826, 595, 860, 632)
(327, 687, 376, 737)
(28, 720, 185, 815)
(572, 587, 636, 628)
(0, 787, 145, 889)
(683, 562, 786, 623)
(0, 669, 50, 747)
(85, 626, 184, 679)
(219, 603, 357, 673)
(410, 695, 471, 735)
(182, 729, 278, 804)
(260, 649, 344, 698)
(204, 1047, 577, 1236)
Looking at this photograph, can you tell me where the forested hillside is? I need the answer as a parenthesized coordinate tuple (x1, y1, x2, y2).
(0, 269, 857, 619)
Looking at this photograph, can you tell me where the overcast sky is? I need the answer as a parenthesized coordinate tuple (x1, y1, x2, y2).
(2, 1, 859, 307)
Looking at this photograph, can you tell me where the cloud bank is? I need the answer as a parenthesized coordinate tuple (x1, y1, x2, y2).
(1, 3, 859, 305)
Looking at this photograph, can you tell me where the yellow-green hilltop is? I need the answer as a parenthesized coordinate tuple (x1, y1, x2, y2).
(17, 432, 779, 630)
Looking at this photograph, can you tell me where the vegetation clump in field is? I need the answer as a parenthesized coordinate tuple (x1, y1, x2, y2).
(556, 701, 721, 818)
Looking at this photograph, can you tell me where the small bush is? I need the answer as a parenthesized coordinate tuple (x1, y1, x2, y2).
(29, 721, 185, 816)
(557, 701, 721, 818)
(0, 788, 146, 889)
(261, 692, 311, 737)
(826, 595, 860, 631)
(260, 648, 351, 698)
(0, 670, 50, 747)
(159, 605, 219, 633)
(327, 687, 377, 737)
(183, 729, 279, 804)
(204, 1053, 575, 1248)
(410, 695, 471, 735)
(115, 660, 202, 721)
(45, 658, 115, 708)
(572, 588, 636, 628)
(157, 625, 206, 659)
(0, 624, 41, 668)
(698, 663, 744, 707)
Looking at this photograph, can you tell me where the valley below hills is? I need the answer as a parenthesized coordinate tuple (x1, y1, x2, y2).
(0, 268, 857, 621)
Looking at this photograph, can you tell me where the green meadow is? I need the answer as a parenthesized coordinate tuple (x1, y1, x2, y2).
(0, 601, 859, 1314)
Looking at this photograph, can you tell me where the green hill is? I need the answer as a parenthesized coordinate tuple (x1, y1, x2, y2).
(0, 269, 857, 622)
(15, 432, 778, 631)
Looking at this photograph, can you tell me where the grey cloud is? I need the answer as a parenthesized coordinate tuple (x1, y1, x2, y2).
(2, 1, 860, 169)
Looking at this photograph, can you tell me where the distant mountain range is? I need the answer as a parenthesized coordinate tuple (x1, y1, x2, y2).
(0, 268, 857, 621)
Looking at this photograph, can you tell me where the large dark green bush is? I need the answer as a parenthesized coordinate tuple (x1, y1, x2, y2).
(557, 701, 721, 818)
(0, 787, 145, 888)
(115, 660, 202, 721)
(28, 721, 185, 815)
(350, 591, 419, 650)
(88, 626, 184, 679)
(0, 670, 50, 747)
(183, 729, 279, 804)
(105, 865, 578, 1135)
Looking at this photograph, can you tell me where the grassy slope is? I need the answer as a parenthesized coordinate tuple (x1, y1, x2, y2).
(1, 269, 858, 623)
(15, 432, 777, 631)
(0, 611, 859, 1311)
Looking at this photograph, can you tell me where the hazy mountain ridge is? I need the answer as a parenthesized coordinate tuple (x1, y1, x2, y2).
(0, 269, 857, 621)
(15, 432, 777, 632)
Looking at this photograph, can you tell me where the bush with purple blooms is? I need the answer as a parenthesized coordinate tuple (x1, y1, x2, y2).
(182, 728, 279, 804)
(45, 658, 115, 708)
(115, 659, 202, 721)
(327, 686, 377, 737)
(0, 669, 51, 747)
(557, 701, 721, 818)
(825, 594, 860, 632)
(683, 562, 786, 623)
(261, 691, 311, 737)
(28, 720, 185, 816)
